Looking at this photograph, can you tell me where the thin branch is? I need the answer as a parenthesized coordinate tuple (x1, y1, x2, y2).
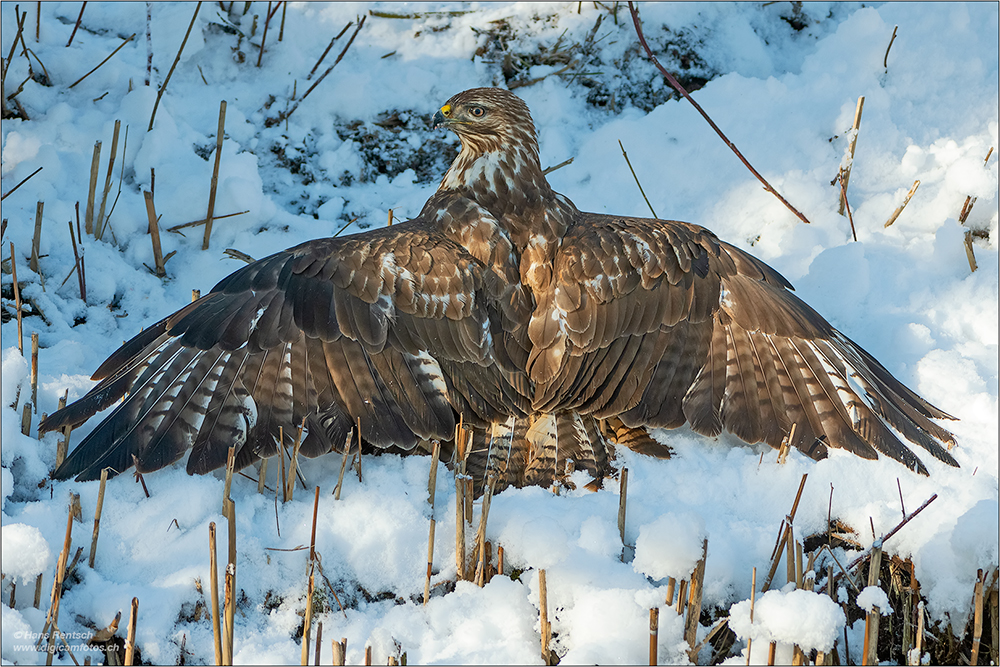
(166, 209, 248, 233)
(148, 2, 202, 131)
(883, 25, 898, 70)
(4, 8, 27, 73)
(255, 1, 277, 67)
(884, 179, 919, 228)
(1, 165, 42, 201)
(838, 96, 865, 216)
(268, 15, 365, 127)
(845, 493, 938, 573)
(308, 22, 352, 80)
(618, 140, 657, 218)
(627, 2, 812, 225)
(68, 33, 135, 88)
(837, 173, 858, 242)
(66, 2, 87, 48)
(541, 157, 574, 175)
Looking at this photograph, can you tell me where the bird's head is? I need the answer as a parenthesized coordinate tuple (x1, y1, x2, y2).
(433, 88, 538, 157)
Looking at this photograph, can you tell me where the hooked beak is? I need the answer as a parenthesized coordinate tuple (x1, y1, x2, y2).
(432, 103, 452, 129)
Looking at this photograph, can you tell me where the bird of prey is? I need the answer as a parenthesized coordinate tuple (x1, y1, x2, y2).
(41, 87, 958, 493)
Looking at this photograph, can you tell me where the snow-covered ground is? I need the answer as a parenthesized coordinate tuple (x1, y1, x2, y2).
(2, 2, 997, 664)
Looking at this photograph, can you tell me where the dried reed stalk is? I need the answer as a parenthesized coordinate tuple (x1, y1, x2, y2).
(58, 395, 73, 459)
(88, 467, 109, 568)
(256, 2, 273, 67)
(618, 140, 657, 218)
(649, 607, 659, 666)
(665, 577, 676, 606)
(762, 473, 808, 592)
(21, 403, 31, 435)
(66, 2, 86, 47)
(300, 573, 315, 665)
(861, 541, 883, 665)
(685, 539, 708, 661)
(964, 230, 978, 273)
(30, 332, 38, 410)
(167, 209, 248, 233)
(355, 416, 363, 482)
(883, 25, 898, 70)
(209, 522, 222, 666)
(202, 100, 227, 250)
(4, 8, 27, 71)
(142, 191, 166, 277)
(838, 173, 859, 242)
(786, 528, 796, 586)
(30, 200, 43, 273)
(539, 569, 551, 664)
(423, 440, 441, 605)
(845, 494, 937, 574)
(884, 180, 920, 228)
(627, 2, 812, 225)
(313, 621, 322, 666)
(675, 579, 687, 616)
(223, 562, 235, 664)
(278, 427, 288, 502)
(33, 573, 42, 608)
(10, 242, 24, 355)
(84, 142, 101, 236)
(309, 485, 320, 564)
(971, 573, 984, 665)
(473, 474, 495, 587)
(67, 220, 85, 303)
(745, 567, 757, 666)
(42, 498, 75, 665)
(777, 422, 796, 464)
(423, 517, 436, 606)
(94, 120, 121, 241)
(334, 431, 352, 499)
(308, 22, 352, 79)
(364, 645, 372, 665)
(222, 446, 236, 514)
(148, 3, 201, 131)
(1, 165, 43, 201)
(795, 539, 803, 589)
(909, 600, 925, 666)
(767, 641, 776, 665)
(269, 15, 365, 127)
(69, 33, 135, 88)
(838, 96, 865, 216)
(285, 417, 305, 501)
(618, 467, 629, 561)
(455, 472, 466, 581)
(124, 597, 138, 665)
(957, 148, 994, 230)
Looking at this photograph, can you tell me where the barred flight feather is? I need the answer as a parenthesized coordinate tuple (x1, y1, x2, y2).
(43, 88, 959, 494)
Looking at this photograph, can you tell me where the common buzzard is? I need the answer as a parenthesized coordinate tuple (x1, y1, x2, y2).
(41, 88, 959, 492)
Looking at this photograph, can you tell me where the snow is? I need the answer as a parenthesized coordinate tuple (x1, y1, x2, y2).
(728, 587, 846, 652)
(2, 2, 998, 665)
(0, 523, 52, 583)
(856, 585, 893, 616)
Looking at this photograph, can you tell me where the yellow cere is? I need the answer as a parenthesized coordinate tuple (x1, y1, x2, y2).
(440, 104, 451, 115)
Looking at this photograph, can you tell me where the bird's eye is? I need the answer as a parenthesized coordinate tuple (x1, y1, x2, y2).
(469, 106, 486, 118)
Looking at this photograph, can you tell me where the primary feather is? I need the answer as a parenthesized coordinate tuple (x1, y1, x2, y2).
(42, 87, 958, 491)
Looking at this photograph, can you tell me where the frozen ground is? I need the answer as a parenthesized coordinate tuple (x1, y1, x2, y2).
(2, 2, 997, 665)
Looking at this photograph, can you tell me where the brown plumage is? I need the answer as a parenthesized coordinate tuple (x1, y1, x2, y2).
(42, 87, 958, 491)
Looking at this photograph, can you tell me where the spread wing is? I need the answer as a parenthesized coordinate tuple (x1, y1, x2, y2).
(528, 213, 958, 474)
(41, 221, 530, 481)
